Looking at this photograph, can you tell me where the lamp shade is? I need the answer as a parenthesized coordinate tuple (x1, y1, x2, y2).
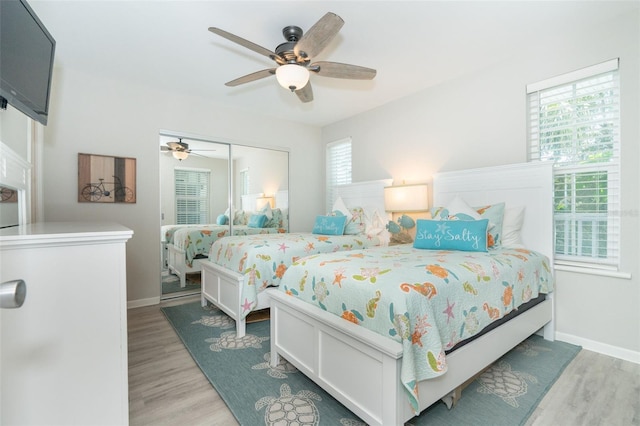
(276, 64, 310, 91)
(256, 196, 274, 210)
(384, 183, 429, 213)
(172, 151, 188, 161)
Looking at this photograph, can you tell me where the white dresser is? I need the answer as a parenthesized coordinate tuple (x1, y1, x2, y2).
(0, 222, 133, 426)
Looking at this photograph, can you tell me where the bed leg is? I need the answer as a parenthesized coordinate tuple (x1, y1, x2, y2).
(236, 319, 246, 338)
(441, 386, 464, 410)
(201, 294, 207, 307)
(270, 350, 280, 368)
(542, 293, 555, 341)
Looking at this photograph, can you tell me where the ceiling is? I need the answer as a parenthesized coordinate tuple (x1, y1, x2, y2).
(32, 1, 638, 128)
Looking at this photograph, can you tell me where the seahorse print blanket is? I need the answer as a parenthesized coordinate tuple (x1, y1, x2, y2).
(277, 244, 553, 413)
(208, 232, 385, 316)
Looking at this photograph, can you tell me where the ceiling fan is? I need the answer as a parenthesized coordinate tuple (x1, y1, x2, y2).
(208, 12, 376, 103)
(160, 139, 216, 161)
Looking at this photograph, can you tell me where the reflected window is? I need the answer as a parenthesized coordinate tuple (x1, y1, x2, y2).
(239, 168, 249, 196)
(175, 168, 210, 224)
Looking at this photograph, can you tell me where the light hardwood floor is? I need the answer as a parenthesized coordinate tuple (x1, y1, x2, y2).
(128, 297, 640, 426)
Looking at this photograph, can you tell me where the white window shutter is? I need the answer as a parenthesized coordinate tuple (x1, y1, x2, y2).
(326, 137, 352, 212)
(527, 60, 620, 269)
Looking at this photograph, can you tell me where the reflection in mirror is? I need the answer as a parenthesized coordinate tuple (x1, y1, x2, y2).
(230, 145, 289, 235)
(159, 135, 289, 300)
(0, 186, 20, 229)
(160, 135, 231, 299)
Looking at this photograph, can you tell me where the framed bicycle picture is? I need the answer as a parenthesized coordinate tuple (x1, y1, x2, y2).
(78, 153, 137, 203)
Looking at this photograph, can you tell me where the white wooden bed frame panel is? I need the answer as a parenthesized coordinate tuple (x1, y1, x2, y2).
(200, 179, 392, 337)
(270, 161, 555, 425)
(167, 243, 203, 287)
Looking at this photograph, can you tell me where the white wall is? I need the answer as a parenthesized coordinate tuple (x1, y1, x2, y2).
(323, 11, 640, 359)
(41, 67, 322, 305)
(233, 145, 289, 209)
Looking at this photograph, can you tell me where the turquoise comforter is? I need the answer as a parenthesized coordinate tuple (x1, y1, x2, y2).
(171, 225, 285, 267)
(208, 232, 384, 317)
(278, 244, 553, 413)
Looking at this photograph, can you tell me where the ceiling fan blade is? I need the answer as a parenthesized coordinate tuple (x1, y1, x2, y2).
(167, 141, 189, 150)
(225, 69, 276, 87)
(310, 61, 376, 80)
(295, 82, 313, 103)
(160, 146, 171, 152)
(294, 12, 344, 59)
(208, 27, 282, 64)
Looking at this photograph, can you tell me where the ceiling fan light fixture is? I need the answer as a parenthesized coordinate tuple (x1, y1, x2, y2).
(172, 151, 189, 161)
(276, 64, 309, 92)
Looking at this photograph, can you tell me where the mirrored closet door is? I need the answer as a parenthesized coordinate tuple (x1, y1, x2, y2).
(160, 134, 289, 300)
(160, 135, 231, 299)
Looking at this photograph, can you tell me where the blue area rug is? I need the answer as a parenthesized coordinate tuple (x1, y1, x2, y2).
(162, 272, 200, 294)
(162, 301, 581, 426)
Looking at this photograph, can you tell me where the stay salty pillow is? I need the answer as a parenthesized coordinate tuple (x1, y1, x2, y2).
(312, 215, 347, 235)
(431, 196, 505, 248)
(414, 219, 489, 252)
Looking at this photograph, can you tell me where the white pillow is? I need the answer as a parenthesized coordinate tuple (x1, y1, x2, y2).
(364, 208, 385, 236)
(445, 196, 481, 220)
(501, 205, 525, 248)
(332, 197, 352, 219)
(258, 203, 273, 219)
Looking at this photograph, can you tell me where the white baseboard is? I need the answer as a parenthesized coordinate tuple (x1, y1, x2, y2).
(555, 332, 640, 364)
(127, 296, 160, 309)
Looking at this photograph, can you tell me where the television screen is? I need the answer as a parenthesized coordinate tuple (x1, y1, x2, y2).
(0, 0, 56, 126)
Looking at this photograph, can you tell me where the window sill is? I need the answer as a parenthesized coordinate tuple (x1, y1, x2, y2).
(554, 264, 632, 279)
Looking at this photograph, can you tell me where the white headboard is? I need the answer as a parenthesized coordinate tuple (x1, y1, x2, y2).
(275, 190, 288, 209)
(433, 162, 554, 261)
(335, 179, 393, 217)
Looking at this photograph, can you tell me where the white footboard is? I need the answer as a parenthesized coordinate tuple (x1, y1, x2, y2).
(270, 290, 553, 426)
(200, 259, 271, 337)
(167, 243, 202, 287)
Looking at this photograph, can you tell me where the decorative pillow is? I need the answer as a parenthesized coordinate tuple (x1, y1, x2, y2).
(431, 196, 481, 221)
(474, 203, 505, 249)
(233, 210, 249, 225)
(312, 215, 347, 235)
(216, 214, 228, 225)
(414, 219, 489, 252)
(332, 197, 352, 219)
(344, 206, 367, 235)
(264, 208, 284, 228)
(258, 203, 273, 219)
(365, 208, 386, 236)
(501, 205, 525, 248)
(248, 213, 267, 228)
(431, 197, 505, 249)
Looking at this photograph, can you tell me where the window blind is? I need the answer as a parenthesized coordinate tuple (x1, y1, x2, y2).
(326, 137, 352, 211)
(175, 168, 211, 225)
(527, 59, 620, 268)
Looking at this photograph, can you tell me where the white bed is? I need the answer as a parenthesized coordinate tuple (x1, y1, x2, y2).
(200, 179, 392, 337)
(269, 161, 555, 426)
(165, 190, 290, 287)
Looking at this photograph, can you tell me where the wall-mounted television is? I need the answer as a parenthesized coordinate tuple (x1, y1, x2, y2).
(0, 0, 56, 126)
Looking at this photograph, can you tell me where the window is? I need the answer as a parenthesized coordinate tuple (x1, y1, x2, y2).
(326, 137, 352, 211)
(527, 59, 620, 269)
(174, 168, 210, 225)
(239, 168, 249, 196)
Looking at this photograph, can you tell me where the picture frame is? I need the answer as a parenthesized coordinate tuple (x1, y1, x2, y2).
(78, 153, 136, 203)
(0, 187, 18, 203)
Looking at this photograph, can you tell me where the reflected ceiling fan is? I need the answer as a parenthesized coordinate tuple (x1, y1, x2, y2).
(208, 12, 376, 103)
(160, 139, 216, 161)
